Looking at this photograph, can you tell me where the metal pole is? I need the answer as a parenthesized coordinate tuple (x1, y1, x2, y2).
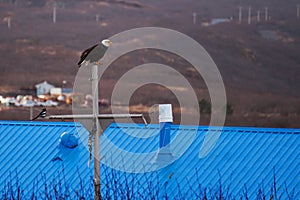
(192, 12, 197, 25)
(248, 6, 252, 24)
(92, 64, 101, 200)
(297, 4, 300, 19)
(257, 10, 260, 22)
(46, 113, 145, 120)
(7, 17, 11, 28)
(53, 6, 56, 23)
(30, 107, 33, 120)
(265, 7, 268, 21)
(238, 6, 242, 24)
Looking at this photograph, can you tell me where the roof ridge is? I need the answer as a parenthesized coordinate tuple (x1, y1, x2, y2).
(0, 120, 82, 127)
(107, 123, 300, 134)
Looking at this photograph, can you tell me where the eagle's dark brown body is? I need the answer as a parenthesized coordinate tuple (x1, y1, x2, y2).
(78, 43, 108, 67)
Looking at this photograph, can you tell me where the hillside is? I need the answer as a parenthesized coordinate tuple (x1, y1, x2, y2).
(0, 0, 300, 127)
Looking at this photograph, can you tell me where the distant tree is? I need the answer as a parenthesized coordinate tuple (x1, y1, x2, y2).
(198, 98, 211, 114)
(226, 103, 234, 115)
(198, 98, 234, 115)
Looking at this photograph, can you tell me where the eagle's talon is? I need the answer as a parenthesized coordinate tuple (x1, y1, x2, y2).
(95, 61, 101, 65)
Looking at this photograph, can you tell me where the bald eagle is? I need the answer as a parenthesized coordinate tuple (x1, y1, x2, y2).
(78, 39, 112, 68)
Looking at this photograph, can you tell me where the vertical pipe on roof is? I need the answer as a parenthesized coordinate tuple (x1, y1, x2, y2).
(155, 104, 173, 163)
(159, 104, 173, 148)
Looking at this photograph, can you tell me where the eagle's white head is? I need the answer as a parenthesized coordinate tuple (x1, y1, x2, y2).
(102, 39, 112, 47)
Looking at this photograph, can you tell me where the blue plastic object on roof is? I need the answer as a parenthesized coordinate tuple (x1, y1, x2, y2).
(59, 131, 79, 148)
(159, 122, 171, 148)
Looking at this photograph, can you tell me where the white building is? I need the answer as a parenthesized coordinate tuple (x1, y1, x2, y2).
(35, 81, 55, 96)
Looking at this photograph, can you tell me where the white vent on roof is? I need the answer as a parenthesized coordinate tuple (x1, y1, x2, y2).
(159, 104, 173, 123)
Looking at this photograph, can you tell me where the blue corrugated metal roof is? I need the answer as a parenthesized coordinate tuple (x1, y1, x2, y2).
(0, 120, 93, 199)
(100, 123, 300, 199)
(1, 121, 299, 199)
